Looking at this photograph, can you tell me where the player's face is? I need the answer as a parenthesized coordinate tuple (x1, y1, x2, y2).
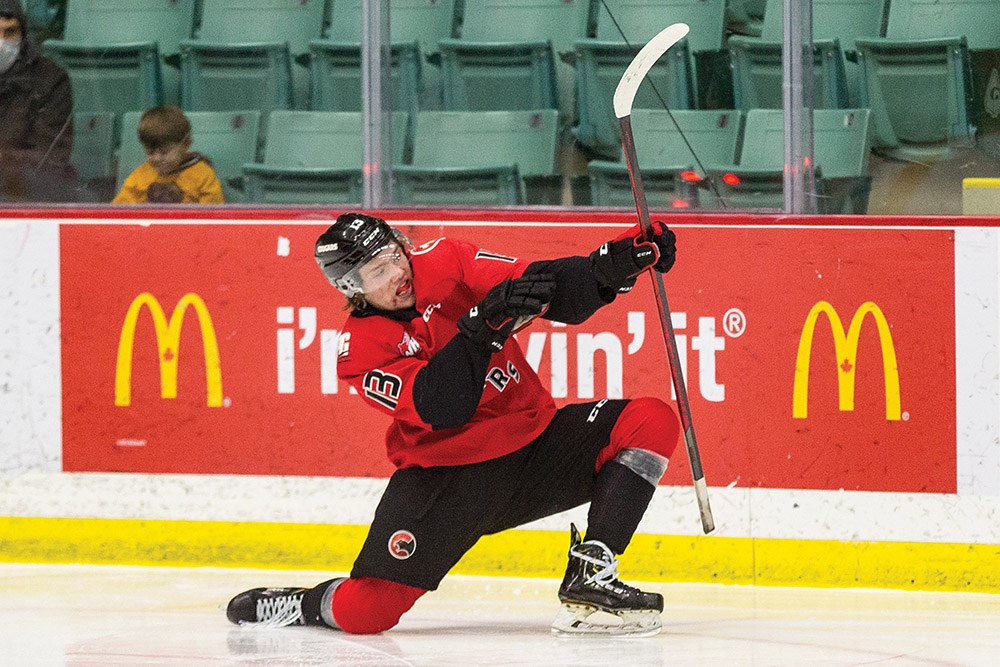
(358, 243, 415, 310)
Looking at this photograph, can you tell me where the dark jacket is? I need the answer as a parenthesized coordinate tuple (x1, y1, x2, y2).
(0, 34, 76, 201)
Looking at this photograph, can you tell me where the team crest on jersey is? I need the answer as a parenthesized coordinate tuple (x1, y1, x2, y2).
(388, 530, 416, 560)
(397, 332, 421, 357)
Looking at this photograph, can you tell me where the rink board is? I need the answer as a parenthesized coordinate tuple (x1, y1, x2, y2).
(1, 209, 998, 591)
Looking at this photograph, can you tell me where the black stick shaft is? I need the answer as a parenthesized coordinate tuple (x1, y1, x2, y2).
(619, 114, 715, 534)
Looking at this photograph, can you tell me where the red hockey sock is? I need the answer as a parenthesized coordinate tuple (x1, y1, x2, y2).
(331, 577, 427, 634)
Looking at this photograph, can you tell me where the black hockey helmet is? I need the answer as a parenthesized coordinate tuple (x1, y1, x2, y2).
(315, 212, 403, 296)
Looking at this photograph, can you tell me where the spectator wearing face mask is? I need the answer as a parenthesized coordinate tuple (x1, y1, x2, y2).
(0, 0, 76, 202)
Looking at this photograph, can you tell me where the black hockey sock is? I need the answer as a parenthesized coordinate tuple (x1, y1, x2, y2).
(585, 460, 656, 554)
(301, 579, 340, 627)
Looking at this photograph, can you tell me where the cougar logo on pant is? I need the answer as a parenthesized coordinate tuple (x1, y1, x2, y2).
(388, 530, 416, 560)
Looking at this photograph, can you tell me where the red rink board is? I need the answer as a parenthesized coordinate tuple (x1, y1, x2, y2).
(60, 219, 956, 492)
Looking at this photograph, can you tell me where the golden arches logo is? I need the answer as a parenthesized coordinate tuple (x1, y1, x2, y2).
(792, 301, 900, 420)
(114, 292, 223, 407)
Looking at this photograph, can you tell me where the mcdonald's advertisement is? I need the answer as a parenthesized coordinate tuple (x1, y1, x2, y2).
(59, 221, 956, 493)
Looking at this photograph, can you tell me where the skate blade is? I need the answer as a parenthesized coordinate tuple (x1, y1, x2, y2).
(550, 603, 662, 638)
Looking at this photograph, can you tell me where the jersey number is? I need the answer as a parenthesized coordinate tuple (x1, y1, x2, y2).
(364, 370, 403, 410)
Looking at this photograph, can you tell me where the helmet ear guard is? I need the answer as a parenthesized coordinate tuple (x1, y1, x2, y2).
(314, 212, 409, 297)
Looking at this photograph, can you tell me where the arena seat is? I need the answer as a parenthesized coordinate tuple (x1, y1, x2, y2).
(323, 0, 457, 109)
(728, 0, 887, 109)
(393, 109, 560, 205)
(243, 111, 407, 204)
(307, 40, 422, 114)
(587, 109, 743, 209)
(70, 111, 117, 202)
(437, 0, 590, 114)
(852, 0, 998, 158)
(43, 41, 164, 114)
(572, 0, 726, 158)
(705, 108, 873, 212)
(179, 0, 325, 111)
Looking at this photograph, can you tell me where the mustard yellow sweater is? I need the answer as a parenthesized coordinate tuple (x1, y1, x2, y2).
(113, 155, 224, 204)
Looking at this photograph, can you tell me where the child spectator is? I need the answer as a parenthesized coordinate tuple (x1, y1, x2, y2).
(114, 105, 223, 204)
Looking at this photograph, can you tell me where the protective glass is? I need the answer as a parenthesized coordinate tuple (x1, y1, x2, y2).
(336, 243, 407, 297)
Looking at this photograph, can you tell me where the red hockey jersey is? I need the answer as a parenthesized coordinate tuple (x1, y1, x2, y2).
(337, 237, 558, 469)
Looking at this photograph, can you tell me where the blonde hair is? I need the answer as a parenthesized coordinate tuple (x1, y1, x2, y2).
(138, 105, 191, 150)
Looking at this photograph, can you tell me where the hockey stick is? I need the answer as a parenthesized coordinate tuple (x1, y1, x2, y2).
(614, 23, 715, 534)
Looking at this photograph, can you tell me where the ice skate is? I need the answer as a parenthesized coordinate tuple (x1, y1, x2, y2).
(226, 587, 308, 628)
(551, 524, 664, 637)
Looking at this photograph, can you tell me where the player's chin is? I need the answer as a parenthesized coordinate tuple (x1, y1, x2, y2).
(395, 292, 417, 309)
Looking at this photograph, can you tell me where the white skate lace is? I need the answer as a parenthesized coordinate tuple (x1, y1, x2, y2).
(242, 592, 304, 628)
(571, 541, 623, 588)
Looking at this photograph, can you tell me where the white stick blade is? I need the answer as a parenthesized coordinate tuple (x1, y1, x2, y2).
(694, 477, 715, 533)
(613, 23, 690, 119)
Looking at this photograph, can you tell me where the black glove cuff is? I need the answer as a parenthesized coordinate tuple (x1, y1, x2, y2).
(589, 240, 652, 292)
(458, 308, 512, 352)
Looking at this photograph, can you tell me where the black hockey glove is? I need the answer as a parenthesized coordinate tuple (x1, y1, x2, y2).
(649, 220, 677, 274)
(458, 273, 556, 352)
(589, 221, 677, 293)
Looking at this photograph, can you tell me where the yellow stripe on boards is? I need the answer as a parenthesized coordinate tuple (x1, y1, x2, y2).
(1, 517, 997, 593)
(962, 178, 1000, 188)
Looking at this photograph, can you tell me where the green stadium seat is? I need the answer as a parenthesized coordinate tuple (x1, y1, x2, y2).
(393, 109, 561, 205)
(572, 40, 694, 158)
(726, 0, 767, 37)
(587, 109, 743, 209)
(740, 0, 888, 107)
(179, 43, 294, 112)
(190, 1, 325, 55)
(408, 110, 560, 176)
(855, 37, 972, 156)
(180, 0, 326, 110)
(706, 108, 873, 212)
(323, 0, 459, 110)
(43, 41, 164, 114)
(591, 0, 727, 53)
(324, 0, 458, 54)
(243, 111, 408, 204)
(850, 0, 997, 158)
(51, 0, 198, 105)
(60, 0, 196, 50)
(883, 0, 1000, 49)
(118, 110, 262, 203)
(307, 40, 422, 114)
(393, 165, 523, 205)
(573, 0, 726, 158)
(728, 36, 849, 109)
(758, 0, 889, 45)
(70, 111, 117, 202)
(438, 0, 590, 113)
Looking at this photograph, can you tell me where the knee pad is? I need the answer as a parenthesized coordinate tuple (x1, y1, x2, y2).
(596, 397, 679, 472)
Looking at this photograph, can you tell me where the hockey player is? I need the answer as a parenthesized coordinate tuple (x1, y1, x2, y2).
(226, 212, 680, 636)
